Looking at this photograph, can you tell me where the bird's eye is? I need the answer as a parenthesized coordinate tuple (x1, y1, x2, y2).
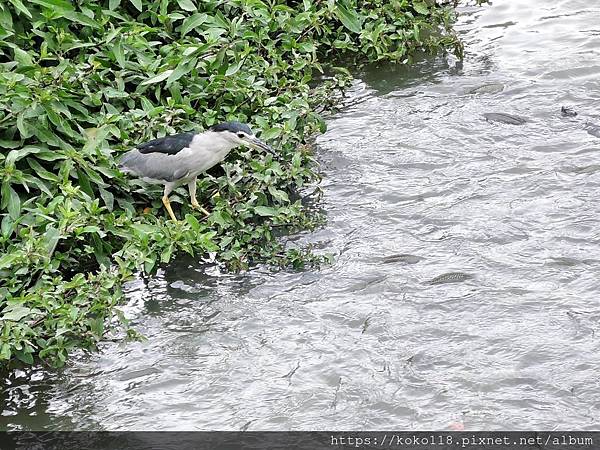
(237, 132, 245, 138)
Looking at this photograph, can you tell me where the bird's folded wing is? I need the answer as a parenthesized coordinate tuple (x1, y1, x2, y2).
(119, 149, 191, 182)
(136, 132, 196, 155)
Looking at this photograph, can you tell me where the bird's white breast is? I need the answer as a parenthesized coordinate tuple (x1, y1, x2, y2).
(181, 132, 236, 177)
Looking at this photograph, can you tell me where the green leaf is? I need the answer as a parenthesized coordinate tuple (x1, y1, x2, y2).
(6, 146, 44, 166)
(35, 151, 67, 162)
(2, 305, 35, 322)
(29, 177, 52, 196)
(413, 2, 429, 15)
(130, 0, 142, 12)
(166, 57, 197, 85)
(209, 210, 230, 228)
(16, 350, 34, 365)
(7, 186, 21, 219)
(28, 159, 59, 181)
(0, 343, 11, 361)
(13, 47, 33, 66)
(81, 225, 103, 234)
(83, 167, 108, 187)
(9, 0, 32, 18)
(99, 187, 114, 210)
(225, 59, 244, 76)
(28, 0, 74, 12)
(77, 168, 94, 196)
(1, 215, 14, 239)
(179, 12, 207, 37)
(0, 6, 14, 33)
(186, 213, 200, 231)
(109, 0, 120, 10)
(259, 127, 282, 140)
(254, 206, 278, 216)
(160, 244, 174, 263)
(140, 69, 174, 85)
(103, 87, 129, 98)
(160, 0, 169, 16)
(43, 226, 61, 255)
(88, 318, 104, 337)
(82, 126, 110, 154)
(177, 0, 196, 12)
(144, 256, 156, 274)
(334, 4, 362, 33)
(0, 140, 21, 149)
(113, 40, 126, 68)
(63, 11, 100, 28)
(268, 186, 290, 203)
(1, 181, 10, 209)
(0, 252, 19, 270)
(132, 223, 157, 235)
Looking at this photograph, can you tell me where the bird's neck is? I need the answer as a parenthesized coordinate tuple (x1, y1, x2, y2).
(192, 131, 237, 155)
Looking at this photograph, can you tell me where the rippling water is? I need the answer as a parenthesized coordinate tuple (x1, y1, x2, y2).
(3, 0, 600, 431)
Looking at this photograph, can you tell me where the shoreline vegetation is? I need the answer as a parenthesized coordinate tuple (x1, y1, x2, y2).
(1, 0, 481, 369)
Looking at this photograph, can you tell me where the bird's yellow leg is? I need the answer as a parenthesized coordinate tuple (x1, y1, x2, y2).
(188, 178, 210, 217)
(162, 195, 178, 222)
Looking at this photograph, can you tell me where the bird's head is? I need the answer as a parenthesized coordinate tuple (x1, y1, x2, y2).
(210, 121, 275, 155)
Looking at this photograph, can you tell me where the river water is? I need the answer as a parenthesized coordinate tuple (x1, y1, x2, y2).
(3, 0, 600, 431)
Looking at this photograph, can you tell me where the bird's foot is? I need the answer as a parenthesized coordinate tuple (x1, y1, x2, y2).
(162, 196, 179, 222)
(191, 201, 210, 217)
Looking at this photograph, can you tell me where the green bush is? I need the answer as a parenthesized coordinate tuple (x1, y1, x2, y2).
(1, 0, 469, 368)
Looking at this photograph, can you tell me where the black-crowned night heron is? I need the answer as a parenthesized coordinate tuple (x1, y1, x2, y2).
(118, 122, 274, 221)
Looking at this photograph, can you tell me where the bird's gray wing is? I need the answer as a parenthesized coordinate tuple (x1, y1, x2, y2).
(136, 132, 195, 155)
(119, 149, 191, 182)
(118, 132, 197, 182)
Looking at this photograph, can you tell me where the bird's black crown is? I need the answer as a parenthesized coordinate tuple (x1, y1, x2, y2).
(210, 121, 252, 135)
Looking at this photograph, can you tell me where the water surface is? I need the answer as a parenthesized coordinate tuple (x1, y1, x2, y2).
(3, 0, 600, 431)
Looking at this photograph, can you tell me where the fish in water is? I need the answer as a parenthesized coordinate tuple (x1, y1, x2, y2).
(380, 254, 423, 264)
(428, 272, 473, 285)
(584, 122, 600, 138)
(558, 106, 599, 137)
(483, 112, 527, 125)
(571, 164, 600, 174)
(546, 256, 595, 267)
(468, 83, 505, 95)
